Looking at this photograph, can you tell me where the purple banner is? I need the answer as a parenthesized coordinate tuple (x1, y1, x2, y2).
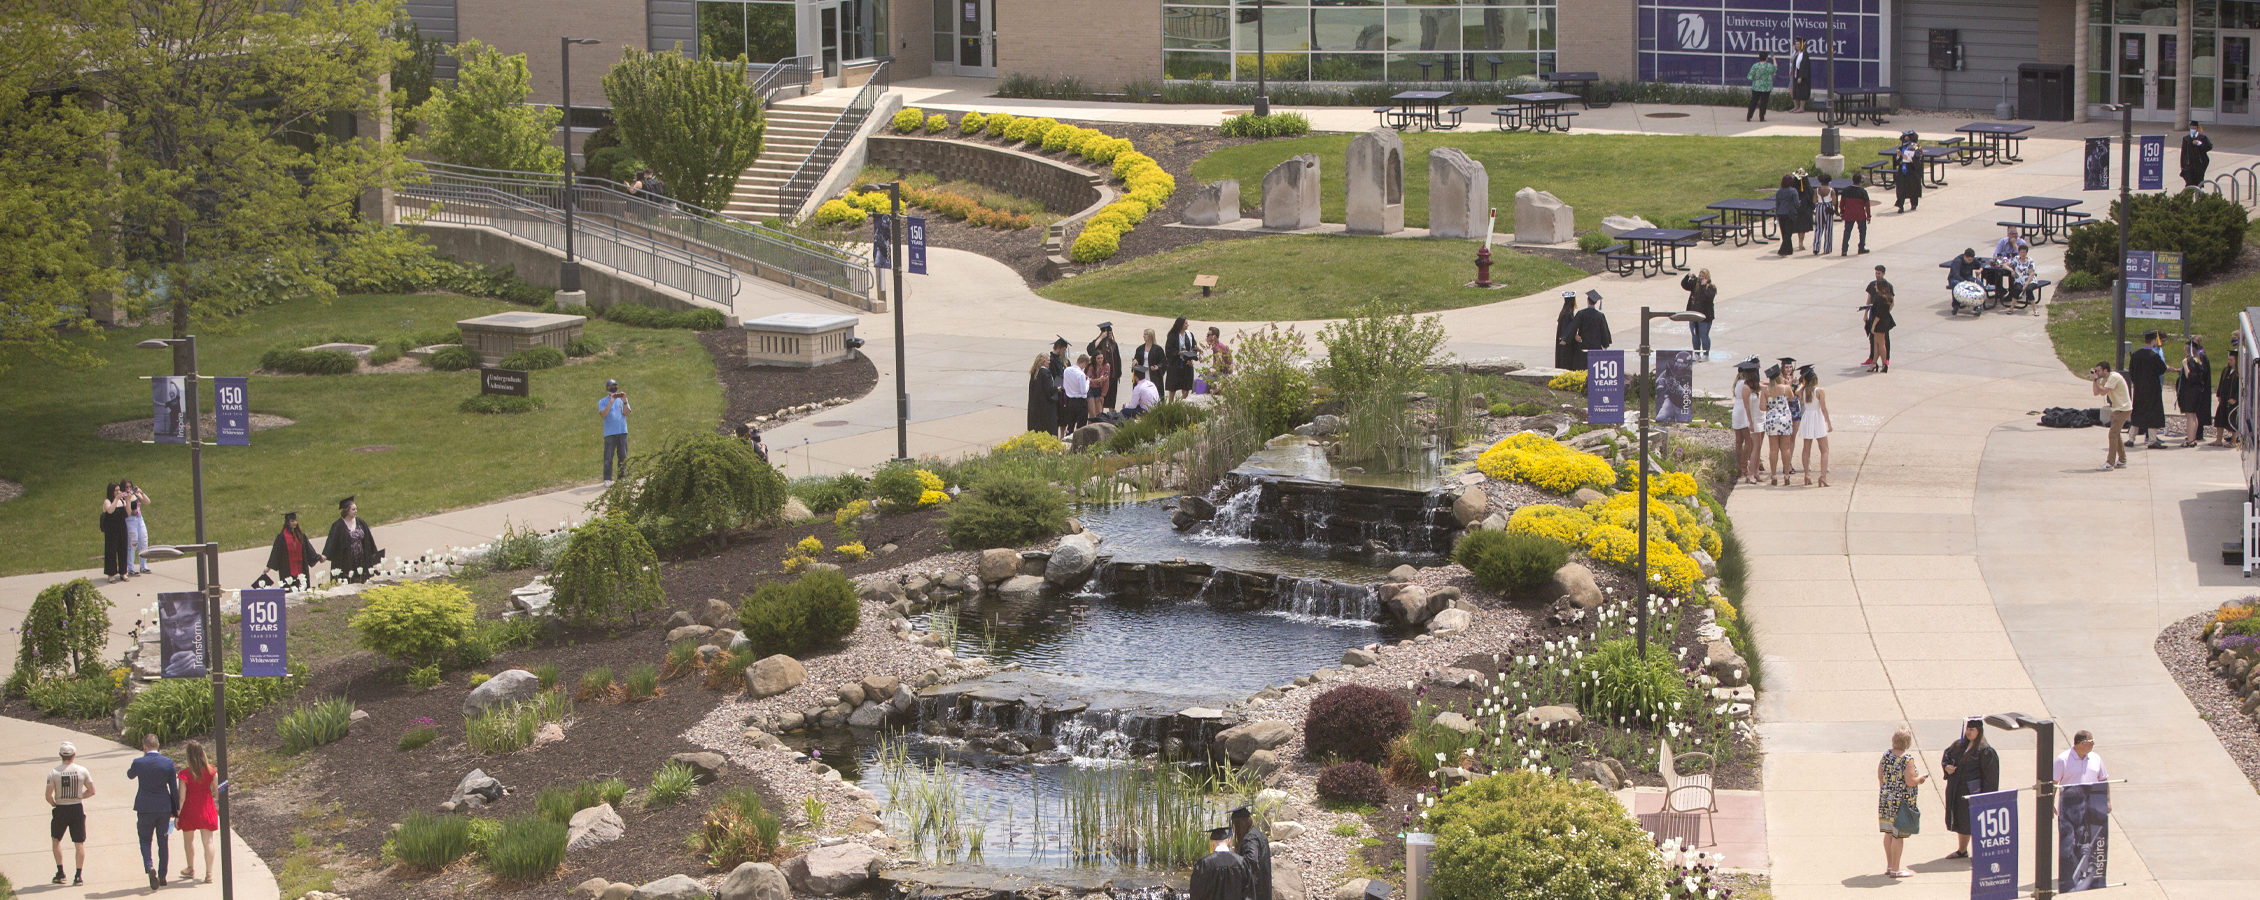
(1968, 789, 2018, 900)
(872, 214, 892, 270)
(2085, 137, 2111, 191)
(907, 215, 928, 275)
(239, 589, 287, 678)
(2139, 134, 2165, 190)
(215, 376, 249, 446)
(152, 376, 186, 445)
(1586, 350, 1626, 425)
(1656, 350, 1695, 424)
(2058, 783, 2110, 892)
(158, 591, 206, 679)
(1638, 1, 1886, 87)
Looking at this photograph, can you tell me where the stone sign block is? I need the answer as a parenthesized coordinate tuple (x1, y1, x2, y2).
(457, 311, 587, 366)
(1513, 187, 1575, 245)
(1183, 180, 1241, 226)
(1344, 128, 1405, 235)
(743, 313, 860, 368)
(1262, 154, 1322, 231)
(1429, 149, 1490, 239)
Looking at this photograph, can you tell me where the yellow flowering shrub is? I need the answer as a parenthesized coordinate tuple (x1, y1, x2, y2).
(1657, 471, 1699, 497)
(781, 553, 810, 573)
(833, 499, 870, 531)
(794, 535, 825, 556)
(1475, 433, 1616, 495)
(1710, 595, 1740, 622)
(834, 542, 869, 561)
(1584, 524, 1639, 567)
(917, 489, 951, 507)
(1645, 547, 1703, 596)
(916, 470, 945, 493)
(1548, 370, 1587, 391)
(1506, 504, 1594, 545)
(996, 431, 1066, 454)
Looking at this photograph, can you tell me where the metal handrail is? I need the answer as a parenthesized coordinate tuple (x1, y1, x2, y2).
(749, 55, 812, 103)
(402, 168, 740, 311)
(2204, 163, 2260, 207)
(412, 161, 869, 299)
(776, 60, 889, 220)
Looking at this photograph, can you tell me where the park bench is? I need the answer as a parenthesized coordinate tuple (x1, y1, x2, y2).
(1437, 106, 1468, 130)
(1861, 159, 1895, 189)
(1691, 213, 1751, 247)
(1537, 110, 1579, 132)
(1602, 242, 1658, 277)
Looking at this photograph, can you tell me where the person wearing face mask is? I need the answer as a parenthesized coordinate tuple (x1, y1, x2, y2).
(2182, 122, 2214, 189)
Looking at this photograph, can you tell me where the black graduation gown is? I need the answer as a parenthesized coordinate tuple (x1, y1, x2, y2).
(1088, 335, 1123, 409)
(1027, 368, 1059, 434)
(2183, 132, 2214, 185)
(1790, 52, 1813, 100)
(1941, 739, 2000, 835)
(1236, 828, 1273, 900)
(1572, 307, 1611, 361)
(1553, 301, 1582, 370)
(1133, 341, 1168, 380)
(324, 517, 381, 583)
(2179, 351, 2214, 416)
(2218, 364, 2241, 431)
(1167, 330, 1200, 394)
(1896, 146, 1924, 202)
(263, 529, 324, 585)
(2130, 346, 2170, 429)
(1189, 848, 1251, 900)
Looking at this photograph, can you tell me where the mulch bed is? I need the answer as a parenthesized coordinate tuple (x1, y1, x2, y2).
(2154, 609, 2260, 793)
(693, 329, 879, 433)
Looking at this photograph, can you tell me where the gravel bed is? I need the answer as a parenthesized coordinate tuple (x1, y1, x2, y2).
(2154, 610, 2260, 793)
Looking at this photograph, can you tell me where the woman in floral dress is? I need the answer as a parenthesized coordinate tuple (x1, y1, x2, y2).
(1878, 725, 1926, 878)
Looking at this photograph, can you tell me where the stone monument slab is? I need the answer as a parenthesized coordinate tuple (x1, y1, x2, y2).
(456, 311, 587, 366)
(743, 313, 860, 368)
(1344, 128, 1405, 236)
(1183, 180, 1241, 226)
(1513, 187, 1576, 245)
(1428, 149, 1490, 240)
(1261, 154, 1322, 231)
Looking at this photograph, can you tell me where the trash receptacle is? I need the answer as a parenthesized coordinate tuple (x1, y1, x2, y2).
(1405, 833, 1434, 900)
(2019, 63, 2075, 121)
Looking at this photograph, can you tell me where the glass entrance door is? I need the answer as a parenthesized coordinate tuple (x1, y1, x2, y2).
(2116, 29, 2186, 122)
(956, 0, 994, 77)
(2223, 34, 2257, 124)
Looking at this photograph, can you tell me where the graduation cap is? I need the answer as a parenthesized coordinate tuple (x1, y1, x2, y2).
(1098, 322, 1113, 331)
(1230, 805, 1253, 820)
(1735, 358, 1761, 372)
(1052, 335, 1070, 347)
(1361, 880, 1395, 900)
(283, 511, 299, 522)
(1585, 290, 1604, 303)
(1131, 364, 1150, 375)
(1765, 364, 1782, 380)
(1560, 290, 1577, 300)
(1798, 364, 1816, 378)
(337, 496, 355, 511)
(1209, 827, 1232, 841)
(1776, 356, 1796, 368)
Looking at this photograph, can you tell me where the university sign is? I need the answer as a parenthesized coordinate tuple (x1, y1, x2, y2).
(1640, 1, 1891, 88)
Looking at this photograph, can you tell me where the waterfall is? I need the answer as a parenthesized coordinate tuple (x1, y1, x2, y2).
(1271, 576, 1382, 622)
(1201, 483, 1264, 541)
(1052, 709, 1139, 760)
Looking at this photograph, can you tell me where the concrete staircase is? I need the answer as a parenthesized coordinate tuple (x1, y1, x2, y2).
(726, 101, 846, 221)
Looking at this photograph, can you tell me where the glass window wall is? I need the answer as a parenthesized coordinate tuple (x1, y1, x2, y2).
(699, 0, 798, 64)
(1165, 0, 1554, 82)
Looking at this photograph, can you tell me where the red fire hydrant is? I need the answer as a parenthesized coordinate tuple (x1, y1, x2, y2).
(1474, 246, 1494, 288)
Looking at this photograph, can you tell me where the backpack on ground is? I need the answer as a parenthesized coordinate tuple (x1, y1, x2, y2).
(2038, 406, 2094, 428)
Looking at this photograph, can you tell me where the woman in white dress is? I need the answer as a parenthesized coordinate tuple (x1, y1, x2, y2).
(1732, 360, 1763, 485)
(1796, 365, 1832, 486)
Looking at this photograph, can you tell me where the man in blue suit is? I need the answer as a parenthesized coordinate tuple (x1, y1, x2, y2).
(125, 734, 179, 891)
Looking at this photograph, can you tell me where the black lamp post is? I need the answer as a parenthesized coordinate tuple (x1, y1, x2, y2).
(1984, 712, 2058, 900)
(1822, 1, 1840, 156)
(1634, 307, 1708, 657)
(132, 337, 232, 900)
(2106, 102, 2135, 371)
(559, 36, 602, 295)
(1246, 3, 1270, 116)
(860, 181, 910, 460)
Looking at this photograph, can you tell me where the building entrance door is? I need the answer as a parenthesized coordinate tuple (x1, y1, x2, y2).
(952, 0, 994, 77)
(2114, 28, 2182, 122)
(2221, 33, 2259, 126)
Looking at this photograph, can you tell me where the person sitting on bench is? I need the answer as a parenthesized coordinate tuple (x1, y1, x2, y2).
(1984, 226, 2029, 298)
(2006, 246, 2042, 305)
(1120, 365, 1160, 420)
(1948, 248, 1985, 290)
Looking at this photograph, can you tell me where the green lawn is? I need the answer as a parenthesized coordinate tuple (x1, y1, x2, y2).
(1038, 234, 1586, 320)
(0, 293, 723, 576)
(2047, 271, 2260, 379)
(1191, 132, 1898, 231)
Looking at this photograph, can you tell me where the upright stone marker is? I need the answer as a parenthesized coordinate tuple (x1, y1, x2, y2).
(1183, 179, 1242, 226)
(1344, 127, 1405, 235)
(1513, 187, 1575, 245)
(1262, 154, 1322, 231)
(1428, 149, 1490, 239)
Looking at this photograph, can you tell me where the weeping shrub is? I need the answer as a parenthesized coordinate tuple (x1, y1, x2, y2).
(7, 579, 111, 696)
(548, 516, 665, 627)
(1455, 531, 1569, 594)
(595, 431, 790, 548)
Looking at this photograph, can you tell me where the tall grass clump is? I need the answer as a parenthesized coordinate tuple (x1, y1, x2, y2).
(465, 690, 573, 754)
(577, 666, 614, 700)
(623, 663, 659, 700)
(393, 812, 473, 871)
(276, 697, 356, 754)
(483, 814, 567, 881)
(647, 760, 700, 807)
(698, 785, 783, 869)
(538, 777, 629, 823)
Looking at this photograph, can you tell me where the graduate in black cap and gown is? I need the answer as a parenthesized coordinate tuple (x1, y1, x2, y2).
(1088, 323, 1123, 411)
(1027, 352, 1059, 435)
(1553, 291, 1583, 370)
(1232, 807, 1272, 900)
(256, 512, 323, 589)
(1572, 290, 1612, 366)
(1190, 827, 1251, 900)
(324, 496, 381, 583)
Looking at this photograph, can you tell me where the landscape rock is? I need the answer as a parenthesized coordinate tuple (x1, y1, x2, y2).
(1244, 748, 1282, 780)
(1600, 214, 1657, 237)
(1388, 564, 1417, 583)
(1345, 127, 1406, 235)
(780, 497, 813, 522)
(1430, 668, 1483, 689)
(1386, 585, 1434, 626)
(996, 575, 1045, 600)
(1018, 551, 1050, 576)
(567, 802, 626, 851)
(784, 842, 886, 895)
(1271, 860, 1306, 900)
(1706, 639, 1749, 687)
(1525, 705, 1584, 739)
(448, 769, 505, 810)
(1336, 879, 1391, 900)
(696, 598, 736, 629)
(1184, 179, 1242, 226)
(666, 610, 695, 631)
(1341, 647, 1380, 668)
(1428, 149, 1491, 239)
(1216, 720, 1296, 764)
(630, 874, 710, 900)
(837, 683, 867, 707)
(1452, 488, 1489, 526)
(1069, 421, 1117, 453)
(860, 674, 900, 700)
(577, 878, 614, 899)
(1427, 608, 1472, 635)
(847, 701, 891, 728)
(857, 579, 905, 605)
(746, 655, 807, 699)
(1581, 760, 1624, 790)
(1479, 512, 1507, 532)
(462, 668, 542, 718)
(670, 751, 728, 784)
(719, 862, 790, 900)
(668, 625, 714, 644)
(1273, 821, 1306, 842)
(1431, 712, 1480, 736)
(602, 884, 636, 900)
(532, 722, 566, 749)
(978, 548, 1020, 583)
(1046, 532, 1099, 585)
(1553, 563, 1604, 609)
(1692, 549, 1718, 577)
(1513, 187, 1575, 245)
(1572, 487, 1608, 506)
(1262, 154, 1323, 230)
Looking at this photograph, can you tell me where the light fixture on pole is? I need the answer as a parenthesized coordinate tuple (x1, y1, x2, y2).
(1248, 4, 1269, 116)
(133, 337, 235, 900)
(1983, 712, 2058, 900)
(559, 37, 602, 296)
(2105, 102, 2135, 371)
(860, 181, 911, 460)
(1633, 308, 1707, 657)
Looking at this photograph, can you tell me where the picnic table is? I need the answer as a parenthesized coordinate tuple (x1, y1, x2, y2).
(1995, 196, 2088, 244)
(1492, 92, 1582, 132)
(1543, 71, 1602, 107)
(1878, 147, 1957, 187)
(1381, 90, 1458, 131)
(1705, 198, 1780, 242)
(1821, 87, 1894, 126)
(1615, 227, 1700, 273)
(1954, 122, 2033, 166)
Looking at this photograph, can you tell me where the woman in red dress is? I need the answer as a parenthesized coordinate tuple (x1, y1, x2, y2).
(176, 740, 218, 883)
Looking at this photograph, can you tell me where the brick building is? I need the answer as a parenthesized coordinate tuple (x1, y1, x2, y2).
(414, 1, 2260, 125)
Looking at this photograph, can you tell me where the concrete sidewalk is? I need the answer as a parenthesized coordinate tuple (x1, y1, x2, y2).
(0, 716, 278, 900)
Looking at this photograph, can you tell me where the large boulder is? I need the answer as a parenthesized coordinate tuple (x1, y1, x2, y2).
(977, 548, 1020, 584)
(1706, 639, 1750, 687)
(746, 654, 806, 699)
(1600, 214, 1656, 238)
(447, 769, 505, 810)
(1341, 647, 1379, 668)
(1344, 127, 1406, 236)
(1244, 748, 1282, 780)
(1273, 860, 1306, 900)
(1428, 149, 1491, 240)
(1215, 720, 1295, 764)
(1513, 187, 1575, 245)
(668, 624, 714, 644)
(1524, 705, 1584, 739)
(1452, 488, 1489, 527)
(1553, 563, 1604, 610)
(1427, 608, 1472, 636)
(860, 674, 900, 700)
(847, 701, 892, 728)
(696, 598, 737, 629)
(1046, 532, 1099, 585)
(566, 802, 626, 851)
(1262, 154, 1323, 230)
(1184, 179, 1242, 226)
(1069, 421, 1117, 453)
(784, 842, 886, 896)
(719, 863, 790, 900)
(462, 669, 542, 718)
(630, 874, 710, 900)
(1386, 585, 1434, 626)
(670, 751, 727, 784)
(996, 575, 1045, 600)
(857, 579, 905, 606)
(1432, 712, 1480, 736)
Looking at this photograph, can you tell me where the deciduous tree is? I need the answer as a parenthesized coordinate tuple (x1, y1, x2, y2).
(603, 47, 768, 211)
(411, 39, 562, 173)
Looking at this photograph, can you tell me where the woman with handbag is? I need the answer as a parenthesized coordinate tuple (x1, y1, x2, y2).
(1942, 717, 2000, 859)
(1880, 725, 1928, 878)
